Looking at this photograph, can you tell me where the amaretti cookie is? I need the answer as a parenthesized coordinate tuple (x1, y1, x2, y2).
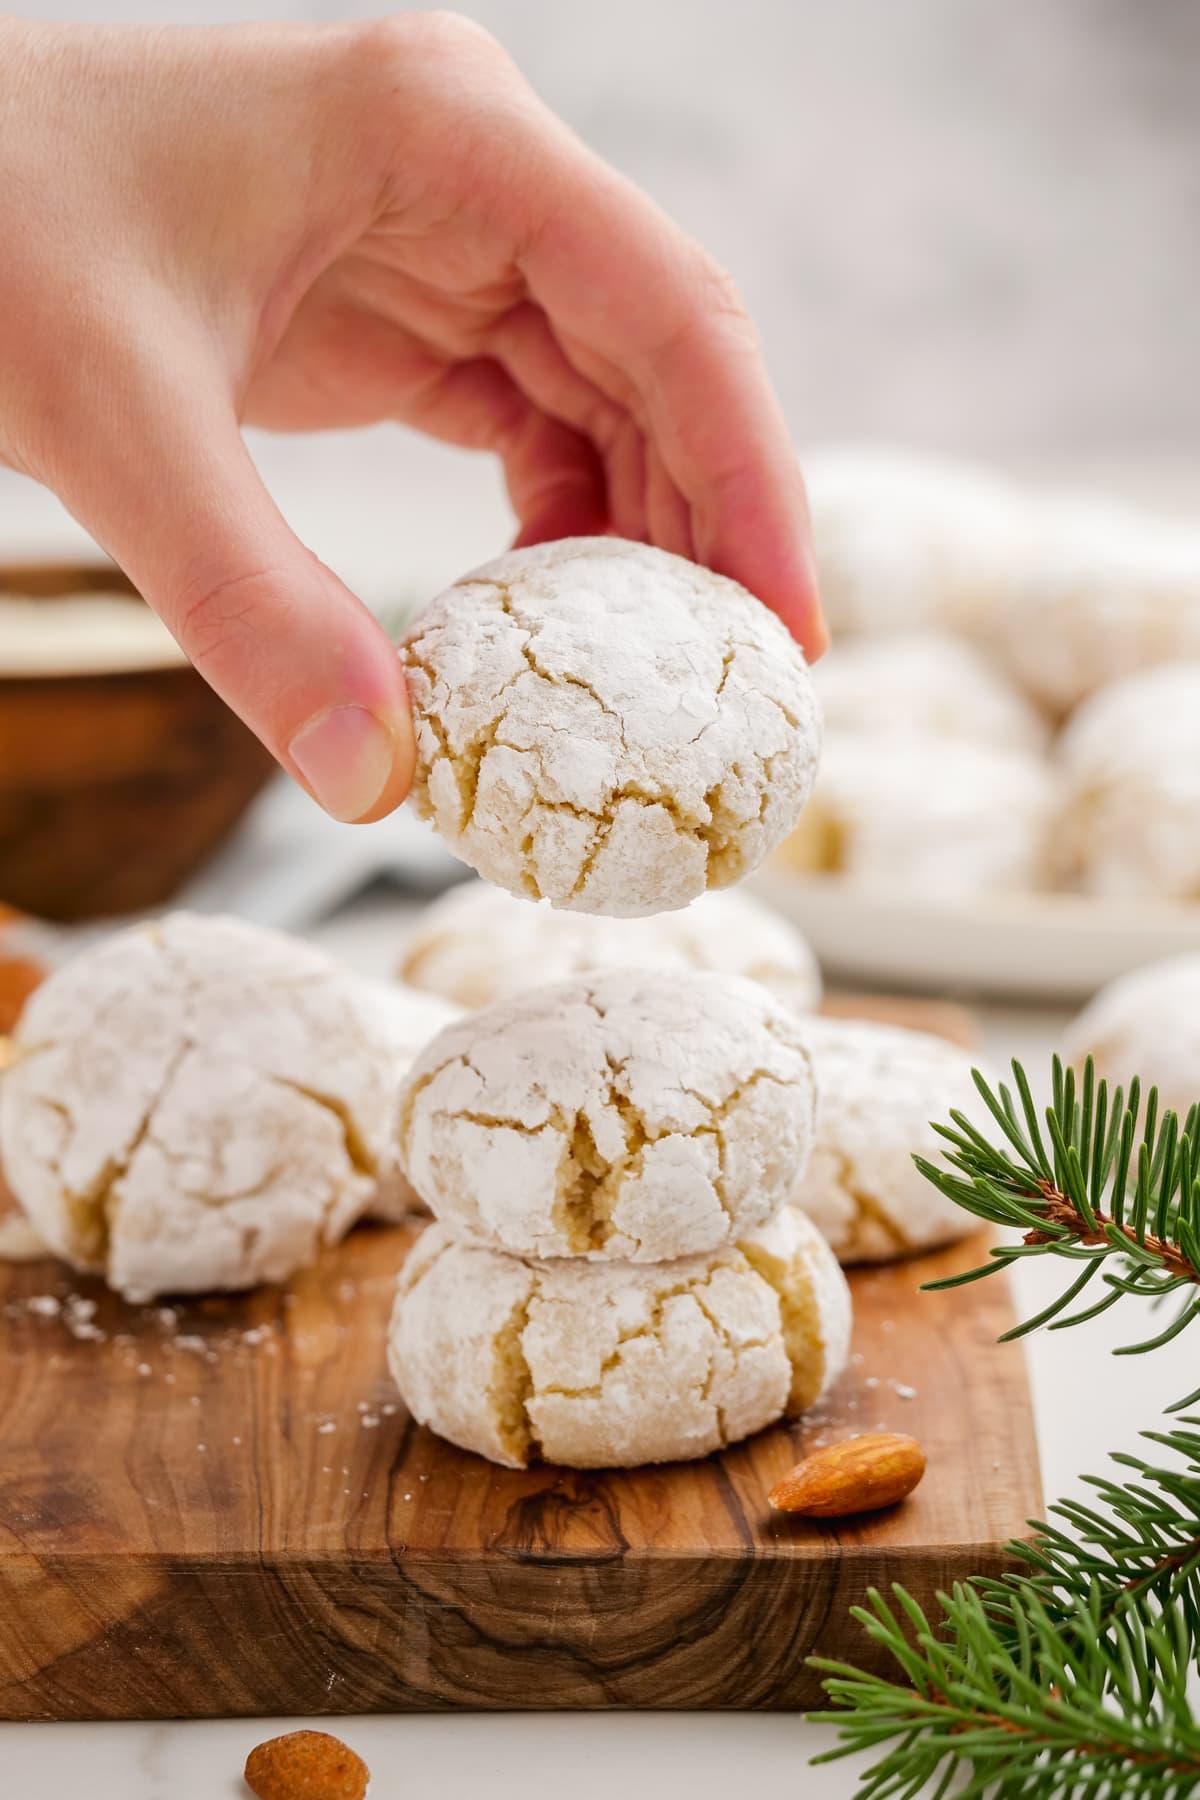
(1055, 663, 1200, 900)
(0, 914, 411, 1301)
(988, 495, 1200, 714)
(804, 444, 1033, 637)
(790, 1017, 981, 1263)
(776, 730, 1056, 897)
(397, 881, 822, 1013)
(387, 1209, 850, 1468)
(814, 632, 1046, 752)
(397, 969, 817, 1262)
(399, 537, 821, 916)
(358, 982, 462, 1222)
(1063, 957, 1200, 1121)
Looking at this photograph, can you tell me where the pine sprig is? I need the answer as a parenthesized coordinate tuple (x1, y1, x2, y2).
(809, 1055, 1200, 1796)
(918, 1056, 1200, 1371)
(812, 1576, 1200, 1798)
(984, 1422, 1200, 1667)
(811, 1430, 1200, 1795)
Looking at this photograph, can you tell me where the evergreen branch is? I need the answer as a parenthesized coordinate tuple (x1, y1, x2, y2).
(812, 1579, 1200, 1798)
(810, 1057, 1200, 1795)
(918, 1057, 1200, 1352)
(810, 1425, 1200, 1793)
(985, 1423, 1200, 1660)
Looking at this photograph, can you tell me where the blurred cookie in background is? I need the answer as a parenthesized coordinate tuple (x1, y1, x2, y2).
(988, 495, 1200, 716)
(803, 443, 1034, 638)
(776, 731, 1057, 898)
(1063, 956, 1200, 1123)
(396, 881, 822, 1013)
(814, 631, 1047, 752)
(1055, 663, 1200, 901)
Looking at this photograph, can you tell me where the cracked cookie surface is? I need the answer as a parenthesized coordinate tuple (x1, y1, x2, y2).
(387, 1208, 850, 1468)
(359, 982, 461, 1222)
(790, 1018, 981, 1264)
(398, 537, 820, 916)
(0, 914, 412, 1301)
(397, 880, 821, 1012)
(397, 969, 817, 1262)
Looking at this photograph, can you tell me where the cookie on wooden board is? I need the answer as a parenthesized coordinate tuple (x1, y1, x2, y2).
(358, 981, 461, 1222)
(388, 1208, 850, 1469)
(397, 880, 821, 1012)
(397, 969, 817, 1262)
(0, 914, 411, 1301)
(399, 537, 821, 917)
(789, 1017, 982, 1264)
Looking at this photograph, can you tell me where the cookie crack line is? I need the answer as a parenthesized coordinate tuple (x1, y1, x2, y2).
(53, 1035, 195, 1267)
(400, 539, 819, 913)
(496, 578, 631, 749)
(532, 1272, 727, 1405)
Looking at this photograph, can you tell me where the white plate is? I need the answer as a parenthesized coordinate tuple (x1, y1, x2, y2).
(754, 871, 1200, 1002)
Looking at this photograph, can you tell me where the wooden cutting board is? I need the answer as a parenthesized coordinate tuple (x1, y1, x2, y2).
(0, 994, 1040, 1719)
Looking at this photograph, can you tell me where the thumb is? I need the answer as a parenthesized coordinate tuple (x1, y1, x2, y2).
(42, 337, 413, 825)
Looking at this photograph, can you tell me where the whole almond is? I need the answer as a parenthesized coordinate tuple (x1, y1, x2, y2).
(768, 1433, 925, 1518)
(245, 1730, 369, 1800)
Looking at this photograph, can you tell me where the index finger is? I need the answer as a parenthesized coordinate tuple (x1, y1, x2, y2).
(517, 147, 825, 655)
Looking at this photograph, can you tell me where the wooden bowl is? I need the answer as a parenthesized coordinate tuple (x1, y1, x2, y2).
(0, 563, 274, 921)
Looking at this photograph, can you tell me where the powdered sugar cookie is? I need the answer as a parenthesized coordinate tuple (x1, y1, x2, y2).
(790, 1017, 981, 1263)
(357, 982, 462, 1222)
(989, 494, 1200, 714)
(1063, 958, 1200, 1122)
(0, 915, 411, 1301)
(804, 444, 1033, 637)
(776, 730, 1055, 896)
(398, 970, 817, 1262)
(814, 632, 1046, 752)
(387, 1208, 850, 1468)
(397, 881, 822, 1012)
(1056, 663, 1200, 900)
(399, 537, 821, 917)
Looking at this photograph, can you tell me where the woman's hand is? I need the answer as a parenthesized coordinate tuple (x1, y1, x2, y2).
(0, 12, 821, 821)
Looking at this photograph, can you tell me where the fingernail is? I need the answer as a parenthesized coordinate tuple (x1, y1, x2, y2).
(288, 705, 397, 822)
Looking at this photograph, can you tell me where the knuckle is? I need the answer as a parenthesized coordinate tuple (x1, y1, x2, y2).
(696, 257, 756, 338)
(353, 10, 508, 81)
(415, 10, 507, 61)
(171, 565, 280, 669)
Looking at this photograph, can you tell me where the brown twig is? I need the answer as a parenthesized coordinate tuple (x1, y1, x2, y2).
(1022, 1182, 1200, 1287)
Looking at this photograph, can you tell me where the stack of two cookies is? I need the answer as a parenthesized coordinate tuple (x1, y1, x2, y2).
(387, 968, 852, 1470)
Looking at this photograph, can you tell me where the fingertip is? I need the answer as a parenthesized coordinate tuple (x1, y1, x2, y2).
(287, 697, 414, 824)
